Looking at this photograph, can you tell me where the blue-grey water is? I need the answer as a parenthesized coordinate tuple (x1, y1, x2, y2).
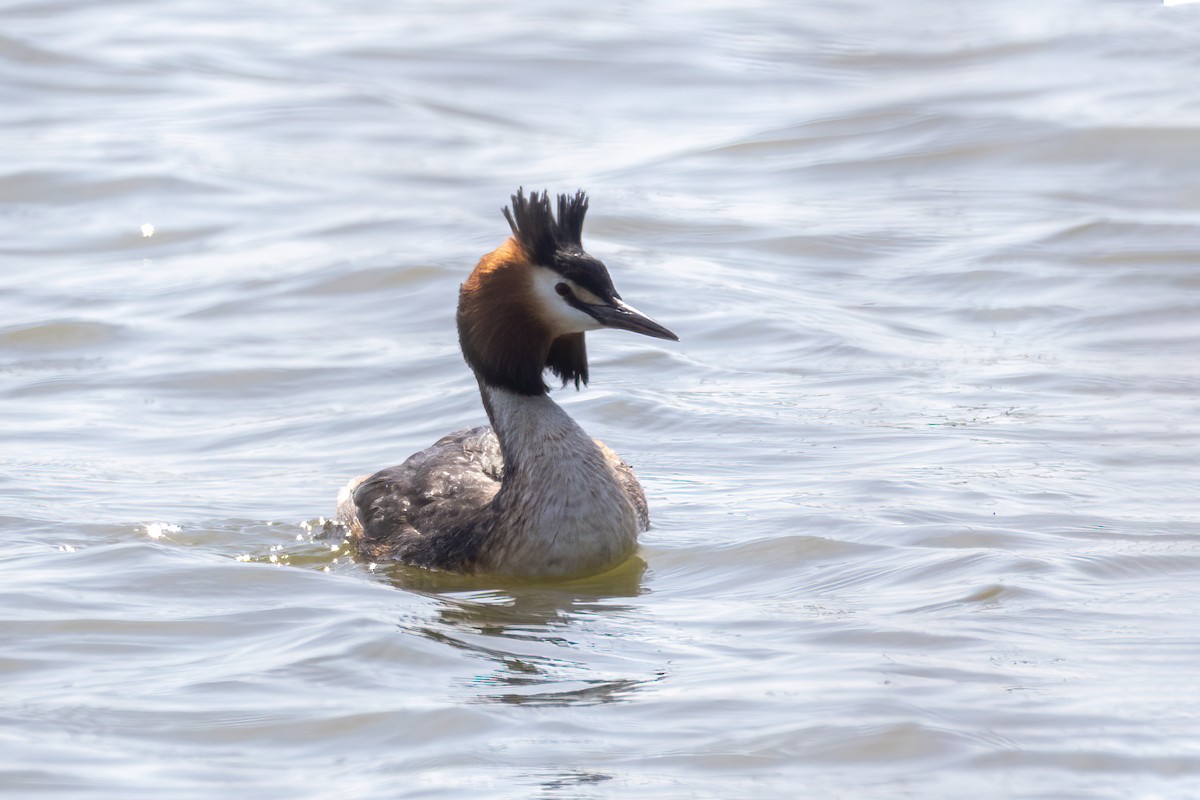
(4, 1, 1200, 798)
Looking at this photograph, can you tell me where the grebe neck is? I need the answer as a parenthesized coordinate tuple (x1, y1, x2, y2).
(477, 382, 639, 578)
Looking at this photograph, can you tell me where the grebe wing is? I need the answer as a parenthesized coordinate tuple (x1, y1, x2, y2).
(343, 426, 504, 567)
(595, 439, 650, 532)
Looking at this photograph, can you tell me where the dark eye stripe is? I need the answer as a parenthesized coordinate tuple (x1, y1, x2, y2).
(551, 252, 617, 301)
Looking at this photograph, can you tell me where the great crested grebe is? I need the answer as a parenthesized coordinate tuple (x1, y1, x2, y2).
(336, 189, 677, 580)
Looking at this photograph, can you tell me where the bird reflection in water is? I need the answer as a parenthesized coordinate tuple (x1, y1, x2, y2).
(374, 555, 667, 707)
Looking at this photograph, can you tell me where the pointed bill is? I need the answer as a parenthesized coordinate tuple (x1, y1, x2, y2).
(588, 298, 678, 341)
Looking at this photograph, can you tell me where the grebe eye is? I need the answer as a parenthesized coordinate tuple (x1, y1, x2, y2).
(555, 282, 572, 297)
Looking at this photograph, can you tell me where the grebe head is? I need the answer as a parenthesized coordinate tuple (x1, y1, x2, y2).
(458, 189, 677, 396)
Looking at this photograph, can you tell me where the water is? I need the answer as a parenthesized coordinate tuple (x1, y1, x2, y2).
(3, 0, 1200, 797)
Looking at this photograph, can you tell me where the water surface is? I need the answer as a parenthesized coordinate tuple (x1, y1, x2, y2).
(3, 1, 1200, 797)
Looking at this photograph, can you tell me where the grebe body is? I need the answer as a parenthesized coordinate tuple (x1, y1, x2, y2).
(336, 190, 676, 580)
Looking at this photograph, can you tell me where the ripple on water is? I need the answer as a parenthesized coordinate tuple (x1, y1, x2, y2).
(5, 0, 1200, 797)
(0, 319, 125, 353)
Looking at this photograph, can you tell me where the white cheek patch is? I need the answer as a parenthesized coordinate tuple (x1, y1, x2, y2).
(531, 267, 603, 335)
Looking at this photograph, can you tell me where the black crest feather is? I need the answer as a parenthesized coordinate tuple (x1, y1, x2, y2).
(503, 188, 589, 265)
